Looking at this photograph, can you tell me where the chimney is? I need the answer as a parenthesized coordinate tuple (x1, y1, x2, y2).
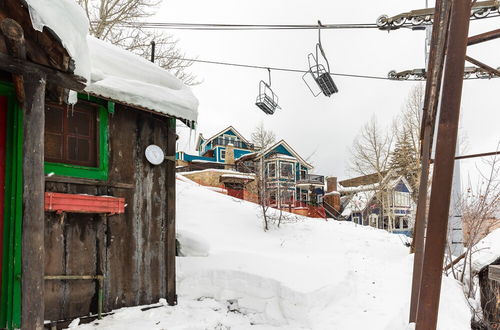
(326, 176, 338, 193)
(225, 144, 235, 169)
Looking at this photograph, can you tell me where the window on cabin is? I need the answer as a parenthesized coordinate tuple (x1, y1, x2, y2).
(220, 149, 226, 160)
(300, 169, 307, 180)
(44, 101, 98, 167)
(280, 162, 294, 179)
(267, 162, 276, 178)
(402, 217, 409, 229)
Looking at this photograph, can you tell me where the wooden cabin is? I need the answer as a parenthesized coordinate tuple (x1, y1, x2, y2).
(0, 1, 198, 329)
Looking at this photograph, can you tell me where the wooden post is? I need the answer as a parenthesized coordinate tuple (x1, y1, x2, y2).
(165, 117, 177, 305)
(21, 71, 46, 330)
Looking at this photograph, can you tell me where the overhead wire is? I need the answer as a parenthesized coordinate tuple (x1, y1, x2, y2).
(113, 13, 500, 30)
(164, 56, 499, 81)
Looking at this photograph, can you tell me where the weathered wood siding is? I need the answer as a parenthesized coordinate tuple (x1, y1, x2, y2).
(44, 104, 171, 323)
(479, 259, 500, 328)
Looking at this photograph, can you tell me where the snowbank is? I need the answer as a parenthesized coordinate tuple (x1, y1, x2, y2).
(177, 230, 210, 257)
(25, 0, 91, 81)
(86, 36, 199, 122)
(69, 175, 471, 329)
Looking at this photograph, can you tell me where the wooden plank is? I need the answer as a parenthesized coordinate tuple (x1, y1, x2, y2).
(166, 117, 177, 305)
(0, 52, 86, 90)
(489, 265, 500, 282)
(21, 71, 46, 330)
(45, 175, 134, 189)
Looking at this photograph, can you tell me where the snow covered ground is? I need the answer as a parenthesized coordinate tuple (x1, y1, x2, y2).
(69, 175, 471, 330)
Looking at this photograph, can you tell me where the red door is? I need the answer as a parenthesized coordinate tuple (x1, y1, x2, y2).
(0, 95, 7, 291)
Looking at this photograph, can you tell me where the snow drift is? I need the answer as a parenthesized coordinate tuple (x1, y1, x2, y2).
(70, 176, 472, 329)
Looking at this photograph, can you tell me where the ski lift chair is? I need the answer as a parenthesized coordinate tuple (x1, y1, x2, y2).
(303, 21, 339, 97)
(255, 80, 280, 115)
(304, 52, 339, 97)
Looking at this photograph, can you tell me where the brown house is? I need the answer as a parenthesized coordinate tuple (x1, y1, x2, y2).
(0, 1, 198, 329)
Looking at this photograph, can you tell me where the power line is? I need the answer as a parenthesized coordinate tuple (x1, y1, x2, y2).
(117, 22, 380, 30)
(165, 56, 395, 80)
(166, 56, 500, 81)
(114, 13, 500, 31)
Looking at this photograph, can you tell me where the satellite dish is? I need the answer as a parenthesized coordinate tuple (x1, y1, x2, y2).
(145, 145, 164, 165)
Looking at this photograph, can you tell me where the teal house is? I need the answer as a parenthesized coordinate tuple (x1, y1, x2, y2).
(176, 126, 255, 167)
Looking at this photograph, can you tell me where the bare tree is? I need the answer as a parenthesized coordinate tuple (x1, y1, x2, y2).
(347, 116, 396, 230)
(251, 122, 276, 150)
(77, 0, 199, 85)
(445, 148, 500, 327)
(349, 116, 394, 177)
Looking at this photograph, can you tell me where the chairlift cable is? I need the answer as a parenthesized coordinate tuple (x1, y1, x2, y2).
(165, 56, 500, 81)
(113, 14, 500, 30)
(165, 56, 419, 81)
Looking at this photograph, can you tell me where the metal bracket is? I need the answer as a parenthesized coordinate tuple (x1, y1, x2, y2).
(165, 155, 176, 162)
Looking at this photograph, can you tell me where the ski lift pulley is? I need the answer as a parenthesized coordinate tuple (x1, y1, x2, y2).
(303, 21, 339, 97)
(255, 68, 280, 115)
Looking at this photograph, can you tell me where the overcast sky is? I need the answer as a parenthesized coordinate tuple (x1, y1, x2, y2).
(154, 0, 500, 182)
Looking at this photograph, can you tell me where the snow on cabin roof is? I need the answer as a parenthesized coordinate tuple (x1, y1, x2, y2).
(85, 36, 198, 122)
(24, 0, 91, 81)
(471, 228, 500, 273)
(24, 1, 198, 123)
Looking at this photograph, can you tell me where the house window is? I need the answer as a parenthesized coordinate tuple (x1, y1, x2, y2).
(268, 189, 277, 206)
(280, 162, 294, 179)
(281, 190, 294, 206)
(267, 162, 276, 178)
(45, 102, 98, 167)
(44, 97, 109, 180)
(300, 169, 307, 180)
(394, 192, 410, 207)
(353, 216, 361, 224)
(220, 149, 226, 160)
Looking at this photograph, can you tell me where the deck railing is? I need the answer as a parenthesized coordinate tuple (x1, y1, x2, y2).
(297, 174, 325, 185)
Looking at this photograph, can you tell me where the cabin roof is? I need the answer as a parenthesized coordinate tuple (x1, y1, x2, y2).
(25, 0, 91, 80)
(85, 36, 198, 123)
(25, 0, 199, 123)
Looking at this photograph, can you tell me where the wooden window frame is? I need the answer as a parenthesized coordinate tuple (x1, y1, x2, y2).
(44, 94, 111, 180)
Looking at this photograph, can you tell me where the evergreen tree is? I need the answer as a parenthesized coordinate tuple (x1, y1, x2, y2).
(390, 128, 420, 199)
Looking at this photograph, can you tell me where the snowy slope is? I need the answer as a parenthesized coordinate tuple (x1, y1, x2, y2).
(70, 176, 471, 330)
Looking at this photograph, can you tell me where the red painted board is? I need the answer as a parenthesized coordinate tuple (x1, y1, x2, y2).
(44, 192, 125, 214)
(0, 95, 7, 292)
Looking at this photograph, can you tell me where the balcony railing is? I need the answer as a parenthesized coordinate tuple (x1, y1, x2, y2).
(297, 174, 325, 185)
(212, 137, 253, 150)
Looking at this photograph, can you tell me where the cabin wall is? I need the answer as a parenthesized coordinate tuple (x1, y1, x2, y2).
(479, 260, 500, 327)
(44, 104, 172, 323)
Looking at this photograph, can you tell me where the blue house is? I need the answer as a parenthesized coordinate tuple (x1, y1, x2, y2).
(176, 126, 254, 167)
(339, 171, 414, 236)
(236, 140, 325, 209)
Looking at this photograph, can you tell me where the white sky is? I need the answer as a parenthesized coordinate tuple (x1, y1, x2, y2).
(154, 0, 500, 182)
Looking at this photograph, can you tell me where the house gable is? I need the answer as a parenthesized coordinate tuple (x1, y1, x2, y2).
(259, 140, 313, 169)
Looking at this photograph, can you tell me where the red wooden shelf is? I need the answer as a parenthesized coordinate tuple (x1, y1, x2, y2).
(45, 192, 125, 214)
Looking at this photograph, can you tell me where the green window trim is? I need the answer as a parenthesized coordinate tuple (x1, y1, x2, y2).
(0, 82, 22, 329)
(44, 94, 111, 181)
